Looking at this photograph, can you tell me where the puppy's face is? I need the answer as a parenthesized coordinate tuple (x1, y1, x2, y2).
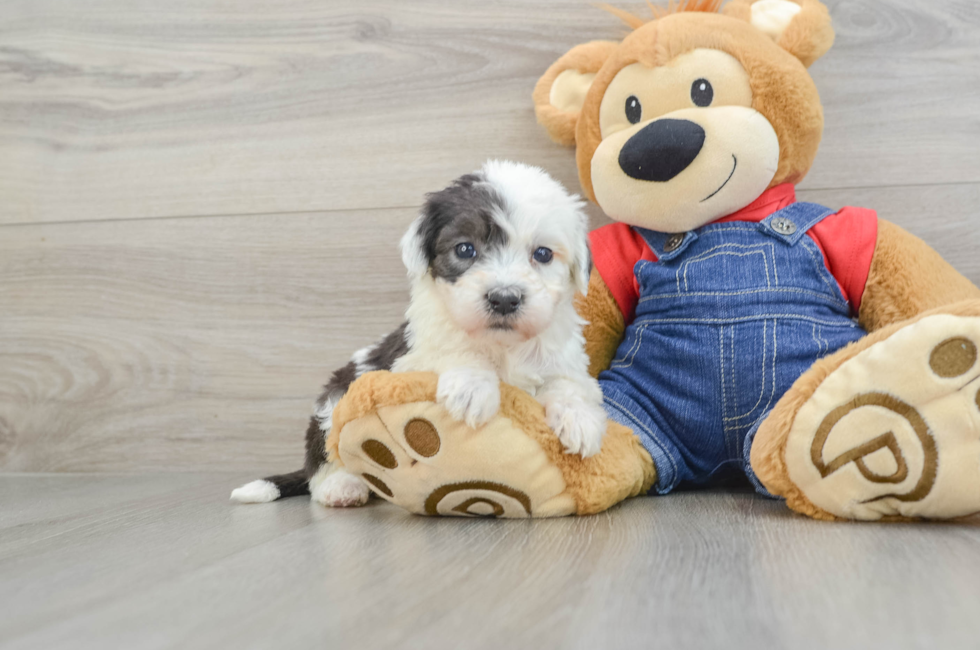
(401, 160, 591, 342)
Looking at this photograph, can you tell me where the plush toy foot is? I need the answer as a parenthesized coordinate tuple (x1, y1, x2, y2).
(753, 305, 980, 520)
(327, 371, 655, 518)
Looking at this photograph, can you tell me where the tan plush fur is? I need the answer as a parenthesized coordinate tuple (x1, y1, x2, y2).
(575, 268, 627, 378)
(330, 371, 656, 515)
(859, 220, 980, 333)
(720, 0, 752, 22)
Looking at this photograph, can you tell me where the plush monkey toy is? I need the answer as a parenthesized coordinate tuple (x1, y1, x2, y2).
(330, 0, 980, 520)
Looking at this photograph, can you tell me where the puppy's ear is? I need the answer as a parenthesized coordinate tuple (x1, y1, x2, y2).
(725, 0, 834, 67)
(533, 41, 618, 146)
(569, 209, 593, 297)
(400, 214, 429, 281)
(573, 244, 592, 297)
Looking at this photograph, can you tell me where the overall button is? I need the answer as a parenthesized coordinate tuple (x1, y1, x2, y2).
(771, 217, 797, 235)
(664, 233, 685, 252)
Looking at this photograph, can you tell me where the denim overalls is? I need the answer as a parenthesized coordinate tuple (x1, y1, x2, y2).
(599, 202, 867, 495)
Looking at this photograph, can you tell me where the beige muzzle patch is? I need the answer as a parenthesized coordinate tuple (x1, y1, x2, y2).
(785, 314, 980, 520)
(590, 106, 779, 232)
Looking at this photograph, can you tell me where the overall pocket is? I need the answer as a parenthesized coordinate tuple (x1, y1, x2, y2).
(719, 319, 778, 436)
(610, 324, 648, 369)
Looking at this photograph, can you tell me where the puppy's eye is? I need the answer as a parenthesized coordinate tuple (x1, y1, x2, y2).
(625, 95, 642, 124)
(532, 247, 553, 264)
(691, 78, 713, 107)
(454, 242, 476, 259)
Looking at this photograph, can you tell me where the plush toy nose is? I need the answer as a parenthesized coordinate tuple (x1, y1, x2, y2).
(618, 119, 706, 182)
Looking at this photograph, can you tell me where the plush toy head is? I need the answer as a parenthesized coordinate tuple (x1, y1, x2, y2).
(533, 0, 835, 233)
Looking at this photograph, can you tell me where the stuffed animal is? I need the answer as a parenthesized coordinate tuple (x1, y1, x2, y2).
(329, 0, 980, 520)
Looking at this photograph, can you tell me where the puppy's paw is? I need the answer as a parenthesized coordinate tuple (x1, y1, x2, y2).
(311, 469, 370, 508)
(437, 367, 501, 429)
(544, 398, 607, 458)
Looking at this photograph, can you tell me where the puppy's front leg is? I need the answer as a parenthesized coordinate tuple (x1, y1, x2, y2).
(538, 377, 607, 458)
(309, 462, 371, 508)
(436, 365, 501, 429)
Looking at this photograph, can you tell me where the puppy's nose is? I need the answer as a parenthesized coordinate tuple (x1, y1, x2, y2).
(486, 287, 523, 316)
(619, 118, 705, 182)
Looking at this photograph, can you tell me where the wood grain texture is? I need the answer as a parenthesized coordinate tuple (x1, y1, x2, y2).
(1, 474, 979, 650)
(0, 208, 412, 472)
(1, 0, 980, 225)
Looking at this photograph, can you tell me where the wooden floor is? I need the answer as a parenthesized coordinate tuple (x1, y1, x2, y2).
(2, 474, 979, 650)
(2, 0, 980, 647)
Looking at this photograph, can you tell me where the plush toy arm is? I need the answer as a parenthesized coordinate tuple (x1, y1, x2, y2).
(858, 219, 980, 333)
(575, 268, 626, 378)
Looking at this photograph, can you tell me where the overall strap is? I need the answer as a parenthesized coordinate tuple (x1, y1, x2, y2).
(634, 227, 699, 262)
(758, 202, 836, 246)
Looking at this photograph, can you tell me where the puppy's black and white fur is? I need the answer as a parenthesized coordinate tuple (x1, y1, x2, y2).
(231, 160, 606, 507)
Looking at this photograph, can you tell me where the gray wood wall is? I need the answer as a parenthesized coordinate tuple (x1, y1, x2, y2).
(2, 0, 978, 474)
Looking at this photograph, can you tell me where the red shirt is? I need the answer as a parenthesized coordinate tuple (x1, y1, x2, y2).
(589, 184, 878, 322)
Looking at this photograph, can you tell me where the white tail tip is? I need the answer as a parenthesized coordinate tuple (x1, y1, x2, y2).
(230, 479, 281, 503)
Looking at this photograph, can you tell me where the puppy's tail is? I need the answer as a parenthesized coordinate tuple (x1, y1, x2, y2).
(230, 469, 309, 503)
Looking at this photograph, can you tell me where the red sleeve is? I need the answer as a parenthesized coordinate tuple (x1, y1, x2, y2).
(589, 223, 657, 322)
(807, 207, 878, 314)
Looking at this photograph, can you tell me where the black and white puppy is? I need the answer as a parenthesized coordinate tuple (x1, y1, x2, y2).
(232, 160, 606, 507)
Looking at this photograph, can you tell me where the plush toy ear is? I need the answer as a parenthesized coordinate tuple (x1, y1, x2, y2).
(533, 41, 618, 146)
(725, 0, 835, 68)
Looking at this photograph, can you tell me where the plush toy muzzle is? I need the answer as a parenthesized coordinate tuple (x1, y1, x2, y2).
(591, 104, 779, 232)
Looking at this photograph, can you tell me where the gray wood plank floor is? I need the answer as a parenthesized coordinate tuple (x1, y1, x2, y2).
(3, 1, 980, 647)
(2, 474, 980, 650)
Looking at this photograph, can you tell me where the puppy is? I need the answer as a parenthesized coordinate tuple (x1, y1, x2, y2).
(232, 160, 607, 507)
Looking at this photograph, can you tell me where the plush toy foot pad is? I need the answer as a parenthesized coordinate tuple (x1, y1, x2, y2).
(328, 371, 655, 518)
(336, 399, 575, 518)
(780, 313, 980, 520)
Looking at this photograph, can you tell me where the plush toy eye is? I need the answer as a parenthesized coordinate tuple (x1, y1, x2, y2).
(625, 95, 642, 124)
(691, 78, 713, 107)
(533, 247, 553, 264)
(455, 242, 476, 259)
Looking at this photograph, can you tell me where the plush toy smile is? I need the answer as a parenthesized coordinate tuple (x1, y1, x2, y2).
(590, 104, 780, 231)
